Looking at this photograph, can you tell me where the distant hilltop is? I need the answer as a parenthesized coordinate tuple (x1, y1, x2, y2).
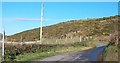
(7, 15, 118, 42)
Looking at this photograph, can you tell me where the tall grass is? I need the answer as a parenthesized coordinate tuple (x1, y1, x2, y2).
(103, 45, 118, 61)
(0, 49, 1, 63)
(14, 42, 90, 61)
(0, 42, 2, 63)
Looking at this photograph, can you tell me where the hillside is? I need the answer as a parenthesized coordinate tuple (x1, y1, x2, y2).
(0, 33, 2, 40)
(7, 16, 118, 42)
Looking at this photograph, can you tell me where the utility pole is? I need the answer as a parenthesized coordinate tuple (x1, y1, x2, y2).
(40, 0, 44, 44)
(2, 27, 5, 61)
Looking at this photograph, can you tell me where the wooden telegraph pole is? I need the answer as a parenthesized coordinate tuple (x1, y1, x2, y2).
(40, 0, 44, 44)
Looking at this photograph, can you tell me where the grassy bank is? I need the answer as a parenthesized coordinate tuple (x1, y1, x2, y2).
(15, 45, 88, 61)
(0, 42, 1, 63)
(0, 49, 1, 63)
(102, 45, 119, 61)
(4, 39, 100, 62)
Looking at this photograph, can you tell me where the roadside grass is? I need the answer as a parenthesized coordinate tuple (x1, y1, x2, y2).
(0, 42, 1, 63)
(15, 49, 58, 61)
(15, 46, 84, 61)
(0, 49, 1, 63)
(4, 39, 102, 62)
(103, 45, 118, 61)
(15, 44, 90, 61)
(99, 40, 109, 44)
(41, 37, 90, 44)
(14, 40, 97, 61)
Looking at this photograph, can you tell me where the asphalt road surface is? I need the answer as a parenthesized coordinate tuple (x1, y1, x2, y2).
(40, 42, 107, 61)
(74, 46, 106, 61)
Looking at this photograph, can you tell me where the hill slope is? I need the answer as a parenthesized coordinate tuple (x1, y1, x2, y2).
(7, 16, 118, 42)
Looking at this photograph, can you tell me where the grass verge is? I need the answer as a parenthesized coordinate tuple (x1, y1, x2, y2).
(102, 45, 119, 61)
(14, 42, 91, 61)
(0, 49, 1, 63)
(4, 39, 100, 62)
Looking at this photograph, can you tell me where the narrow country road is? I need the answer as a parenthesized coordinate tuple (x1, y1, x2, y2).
(74, 45, 106, 61)
(40, 42, 107, 61)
